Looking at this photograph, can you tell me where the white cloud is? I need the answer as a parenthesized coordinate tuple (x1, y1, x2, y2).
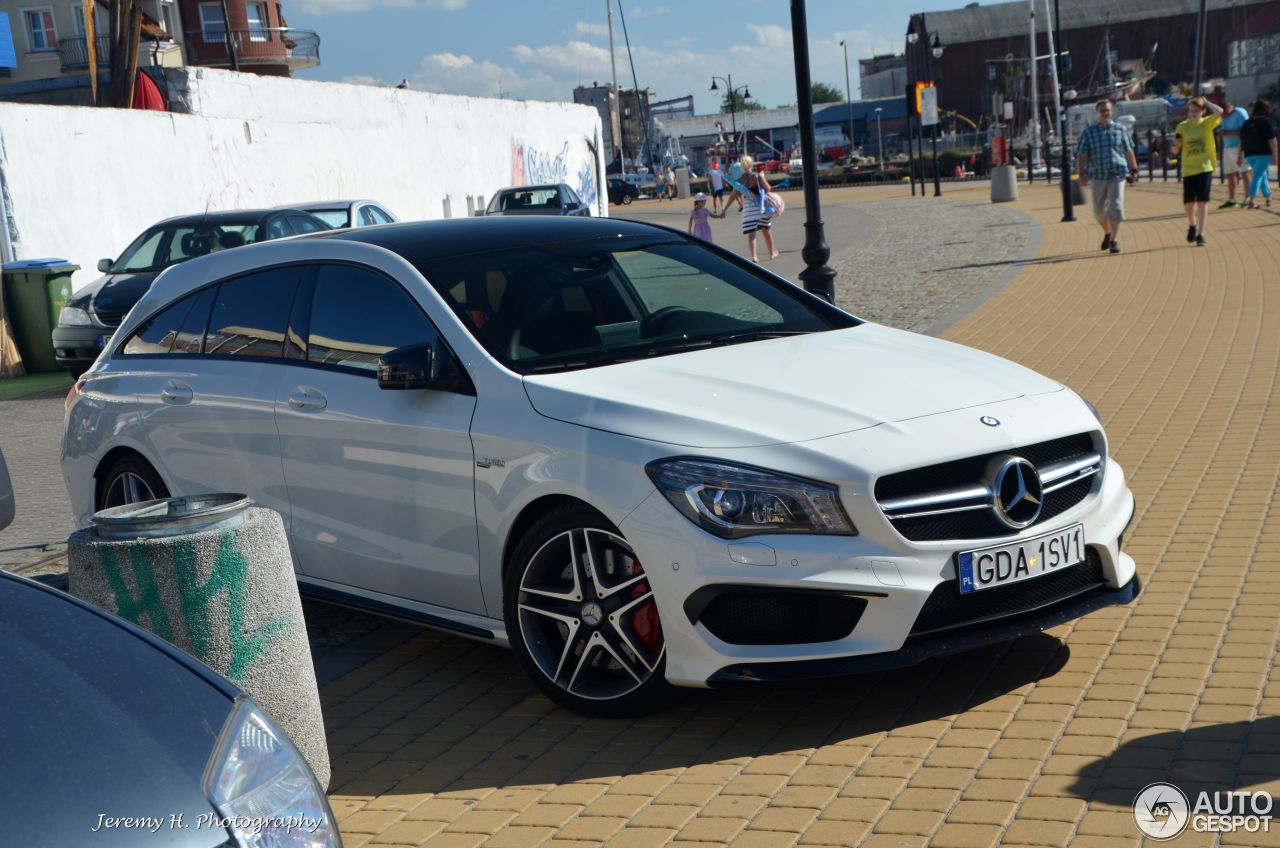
(748, 24, 791, 49)
(574, 21, 609, 38)
(424, 51, 474, 70)
(627, 5, 668, 18)
(291, 0, 463, 15)
(340, 73, 391, 86)
(509, 40, 611, 73)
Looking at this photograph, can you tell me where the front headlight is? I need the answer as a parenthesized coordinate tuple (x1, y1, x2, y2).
(1079, 393, 1102, 423)
(204, 698, 342, 848)
(646, 458, 857, 539)
(58, 305, 93, 326)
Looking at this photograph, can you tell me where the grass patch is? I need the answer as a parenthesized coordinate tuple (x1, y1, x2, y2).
(0, 371, 72, 401)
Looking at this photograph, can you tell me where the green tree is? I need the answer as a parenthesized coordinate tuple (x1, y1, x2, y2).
(811, 82, 844, 103)
(721, 90, 765, 113)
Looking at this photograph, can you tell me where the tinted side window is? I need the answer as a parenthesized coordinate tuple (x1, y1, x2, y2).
(289, 214, 327, 234)
(265, 217, 293, 240)
(204, 267, 301, 358)
(367, 205, 394, 225)
(307, 265, 437, 373)
(358, 206, 378, 227)
(122, 295, 198, 355)
(172, 288, 216, 353)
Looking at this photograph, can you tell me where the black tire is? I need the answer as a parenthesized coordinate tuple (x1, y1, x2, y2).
(504, 503, 678, 717)
(97, 454, 169, 511)
(620, 193, 634, 205)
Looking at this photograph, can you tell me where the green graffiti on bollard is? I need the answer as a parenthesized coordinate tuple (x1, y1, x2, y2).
(100, 545, 174, 641)
(172, 532, 294, 683)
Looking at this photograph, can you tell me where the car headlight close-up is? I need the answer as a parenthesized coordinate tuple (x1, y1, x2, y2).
(205, 697, 342, 848)
(646, 458, 857, 539)
(58, 305, 94, 327)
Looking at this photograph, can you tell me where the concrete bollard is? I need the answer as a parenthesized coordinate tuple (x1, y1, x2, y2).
(676, 167, 691, 199)
(68, 495, 330, 789)
(991, 165, 1019, 202)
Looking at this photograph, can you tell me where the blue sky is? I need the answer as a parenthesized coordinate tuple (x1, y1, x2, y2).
(287, 0, 966, 112)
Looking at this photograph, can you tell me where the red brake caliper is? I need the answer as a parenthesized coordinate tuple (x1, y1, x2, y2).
(629, 559, 662, 652)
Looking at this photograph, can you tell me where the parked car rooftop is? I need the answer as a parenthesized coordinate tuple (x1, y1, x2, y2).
(318, 215, 663, 261)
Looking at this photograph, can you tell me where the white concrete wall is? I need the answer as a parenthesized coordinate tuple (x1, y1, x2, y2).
(0, 67, 605, 292)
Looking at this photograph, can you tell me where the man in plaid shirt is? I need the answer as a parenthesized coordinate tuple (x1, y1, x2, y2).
(1075, 100, 1140, 254)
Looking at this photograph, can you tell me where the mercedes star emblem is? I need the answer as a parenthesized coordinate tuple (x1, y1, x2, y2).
(989, 456, 1044, 529)
(980, 416, 1001, 427)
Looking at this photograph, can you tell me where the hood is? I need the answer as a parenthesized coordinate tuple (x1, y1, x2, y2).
(68, 272, 159, 318)
(523, 324, 1063, 448)
(0, 574, 234, 847)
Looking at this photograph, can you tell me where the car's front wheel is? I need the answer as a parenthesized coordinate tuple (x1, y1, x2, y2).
(97, 454, 168, 511)
(620, 193, 634, 205)
(505, 504, 676, 716)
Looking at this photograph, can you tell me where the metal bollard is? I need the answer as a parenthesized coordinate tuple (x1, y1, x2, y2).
(1148, 131, 1155, 182)
(68, 495, 331, 789)
(1162, 129, 1170, 181)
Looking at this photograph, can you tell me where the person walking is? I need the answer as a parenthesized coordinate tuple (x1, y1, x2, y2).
(1075, 100, 1140, 254)
(738, 161, 779, 262)
(727, 155, 746, 211)
(654, 168, 666, 202)
(708, 161, 726, 213)
(1174, 96, 1225, 246)
(1218, 99, 1252, 208)
(1241, 99, 1277, 209)
(688, 192, 725, 241)
(665, 164, 677, 201)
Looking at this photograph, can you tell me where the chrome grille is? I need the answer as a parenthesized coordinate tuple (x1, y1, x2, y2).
(875, 434, 1101, 542)
(93, 311, 126, 328)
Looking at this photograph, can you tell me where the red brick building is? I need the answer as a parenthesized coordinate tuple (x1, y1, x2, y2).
(178, 0, 317, 76)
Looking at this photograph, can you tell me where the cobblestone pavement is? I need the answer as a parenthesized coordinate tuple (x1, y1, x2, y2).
(0, 395, 74, 571)
(319, 183, 1280, 848)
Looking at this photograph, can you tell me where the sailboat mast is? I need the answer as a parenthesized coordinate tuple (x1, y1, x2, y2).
(1044, 0, 1062, 138)
(607, 0, 621, 165)
(1029, 0, 1040, 158)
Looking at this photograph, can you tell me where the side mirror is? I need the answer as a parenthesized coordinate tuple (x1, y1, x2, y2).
(97, 258, 114, 273)
(377, 341, 461, 391)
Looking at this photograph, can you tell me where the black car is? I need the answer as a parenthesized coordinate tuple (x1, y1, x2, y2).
(52, 209, 331, 377)
(0, 450, 340, 847)
(607, 178, 641, 206)
(480, 183, 591, 216)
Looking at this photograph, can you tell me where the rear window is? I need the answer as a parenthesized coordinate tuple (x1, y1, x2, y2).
(487, 188, 559, 213)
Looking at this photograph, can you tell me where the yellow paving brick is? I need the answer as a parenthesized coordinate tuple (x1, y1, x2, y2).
(1018, 796, 1088, 821)
(367, 818, 447, 845)
(627, 804, 698, 830)
(510, 805, 584, 828)
(749, 808, 818, 832)
(819, 797, 891, 822)
(677, 816, 747, 843)
(872, 810, 945, 836)
(928, 823, 1004, 848)
(581, 796, 651, 818)
(482, 826, 557, 848)
(442, 810, 518, 834)
(701, 794, 770, 819)
(554, 816, 628, 841)
(473, 790, 547, 813)
(602, 827, 679, 848)
(946, 799, 1018, 826)
(1001, 819, 1078, 846)
(540, 784, 609, 806)
(342, 811, 407, 834)
(796, 820, 873, 846)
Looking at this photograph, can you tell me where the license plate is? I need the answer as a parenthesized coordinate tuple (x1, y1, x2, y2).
(957, 524, 1085, 594)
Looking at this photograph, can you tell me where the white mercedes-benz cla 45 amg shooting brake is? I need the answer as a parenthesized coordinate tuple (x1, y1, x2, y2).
(62, 217, 1139, 715)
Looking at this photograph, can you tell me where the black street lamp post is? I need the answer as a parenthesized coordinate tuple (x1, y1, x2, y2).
(1056, 0, 1075, 222)
(790, 0, 837, 302)
(929, 34, 944, 197)
(907, 20, 920, 197)
(710, 75, 751, 157)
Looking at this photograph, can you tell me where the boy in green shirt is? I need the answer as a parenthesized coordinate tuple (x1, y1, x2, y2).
(1173, 96, 1225, 246)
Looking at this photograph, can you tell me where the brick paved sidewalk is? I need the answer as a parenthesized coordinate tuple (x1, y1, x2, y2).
(320, 183, 1280, 848)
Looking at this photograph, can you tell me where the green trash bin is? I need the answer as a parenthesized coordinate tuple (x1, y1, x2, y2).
(2, 258, 79, 373)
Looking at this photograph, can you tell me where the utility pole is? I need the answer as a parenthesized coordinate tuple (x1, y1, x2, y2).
(1054, 0, 1074, 222)
(840, 40, 854, 157)
(1192, 0, 1208, 91)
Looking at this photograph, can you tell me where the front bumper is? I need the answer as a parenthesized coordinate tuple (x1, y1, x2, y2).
(51, 325, 110, 370)
(621, 453, 1138, 689)
(709, 574, 1140, 684)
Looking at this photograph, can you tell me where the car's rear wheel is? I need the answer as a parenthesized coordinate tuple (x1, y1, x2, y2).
(505, 504, 676, 716)
(621, 193, 634, 205)
(97, 455, 168, 511)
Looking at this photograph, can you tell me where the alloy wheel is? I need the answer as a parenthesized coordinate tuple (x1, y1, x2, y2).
(102, 472, 159, 509)
(516, 528, 663, 702)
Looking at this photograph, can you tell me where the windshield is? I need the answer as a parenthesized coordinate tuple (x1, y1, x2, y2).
(418, 236, 857, 374)
(487, 188, 560, 213)
(308, 209, 351, 228)
(113, 222, 264, 273)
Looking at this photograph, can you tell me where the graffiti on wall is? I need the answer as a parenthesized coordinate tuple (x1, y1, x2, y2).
(511, 136, 599, 210)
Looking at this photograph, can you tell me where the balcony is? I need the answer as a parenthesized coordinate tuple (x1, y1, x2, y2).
(57, 36, 111, 72)
(184, 28, 320, 72)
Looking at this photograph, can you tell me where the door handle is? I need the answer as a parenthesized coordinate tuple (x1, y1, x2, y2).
(288, 389, 328, 411)
(160, 382, 193, 404)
